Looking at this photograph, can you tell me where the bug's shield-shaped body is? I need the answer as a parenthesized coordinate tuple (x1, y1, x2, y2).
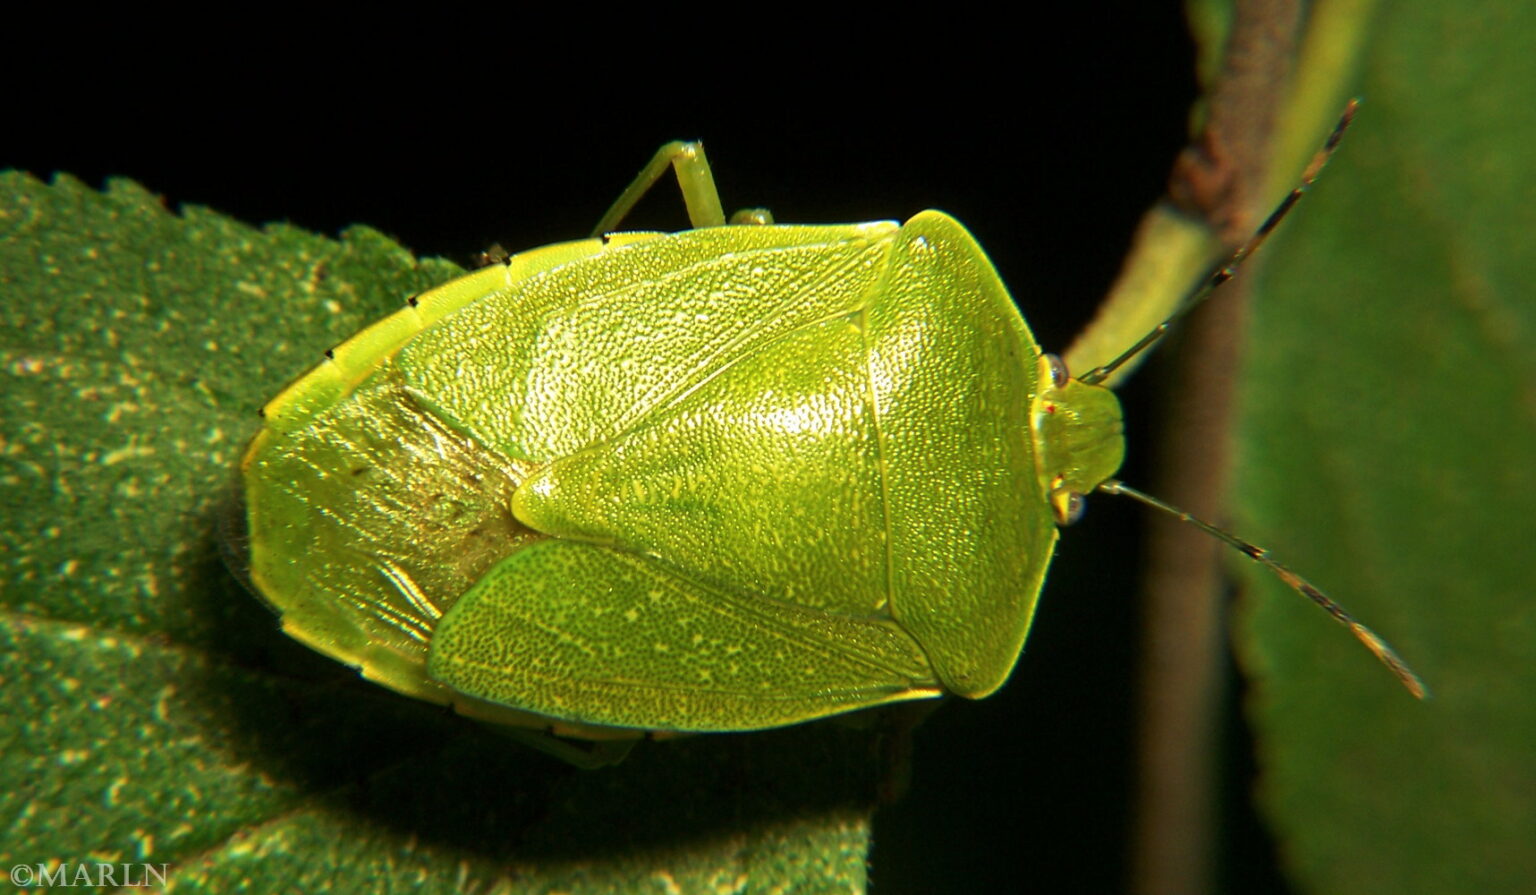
(242, 211, 1122, 736)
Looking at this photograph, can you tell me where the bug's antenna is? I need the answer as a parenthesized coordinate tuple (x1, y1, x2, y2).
(1097, 478, 1427, 698)
(1079, 100, 1359, 387)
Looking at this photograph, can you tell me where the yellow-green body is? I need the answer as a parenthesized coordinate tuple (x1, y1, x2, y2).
(241, 147, 1124, 743)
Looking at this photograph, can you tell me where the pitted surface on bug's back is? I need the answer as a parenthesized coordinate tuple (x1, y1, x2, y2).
(400, 223, 901, 463)
(513, 312, 891, 616)
(861, 212, 1056, 699)
(243, 195, 1083, 735)
(480, 213, 1059, 721)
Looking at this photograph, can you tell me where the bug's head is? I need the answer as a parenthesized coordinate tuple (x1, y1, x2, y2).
(1030, 354, 1126, 526)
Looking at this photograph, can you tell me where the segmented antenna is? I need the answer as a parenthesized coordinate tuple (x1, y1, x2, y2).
(1079, 99, 1359, 387)
(1099, 480, 1426, 698)
(1080, 101, 1425, 697)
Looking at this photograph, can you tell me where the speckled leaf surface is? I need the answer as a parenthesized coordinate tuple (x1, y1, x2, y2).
(0, 173, 875, 893)
(1235, 4, 1536, 892)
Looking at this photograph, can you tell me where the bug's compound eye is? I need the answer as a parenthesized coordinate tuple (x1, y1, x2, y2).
(1051, 488, 1087, 526)
(1045, 354, 1071, 388)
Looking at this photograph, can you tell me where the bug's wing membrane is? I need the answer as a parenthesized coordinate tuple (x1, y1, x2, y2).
(428, 540, 942, 731)
(244, 375, 542, 707)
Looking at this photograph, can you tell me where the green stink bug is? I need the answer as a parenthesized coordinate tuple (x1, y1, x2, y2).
(238, 123, 1420, 757)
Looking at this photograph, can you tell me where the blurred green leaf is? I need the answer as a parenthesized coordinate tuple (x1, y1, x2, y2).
(1236, 3, 1536, 893)
(0, 174, 875, 893)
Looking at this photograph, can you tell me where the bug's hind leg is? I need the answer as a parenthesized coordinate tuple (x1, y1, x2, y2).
(593, 141, 728, 234)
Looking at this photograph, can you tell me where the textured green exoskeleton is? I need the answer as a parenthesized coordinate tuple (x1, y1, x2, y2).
(240, 142, 1126, 749)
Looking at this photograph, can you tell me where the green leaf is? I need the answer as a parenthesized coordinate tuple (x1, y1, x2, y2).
(1236, 4, 1536, 892)
(0, 173, 876, 893)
